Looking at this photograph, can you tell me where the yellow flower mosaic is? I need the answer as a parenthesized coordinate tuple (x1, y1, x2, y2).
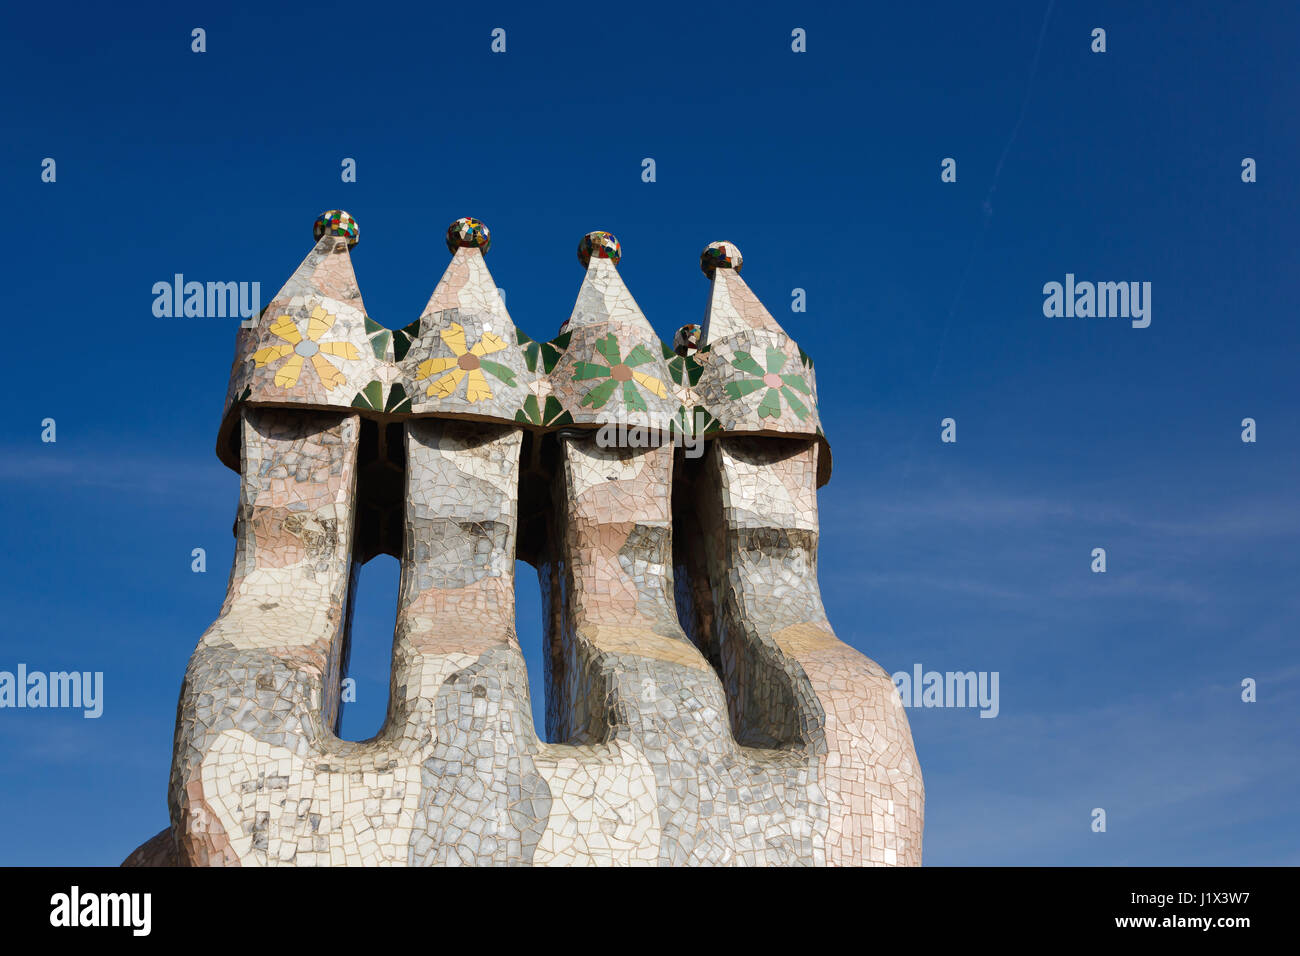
(414, 322, 517, 403)
(250, 306, 360, 391)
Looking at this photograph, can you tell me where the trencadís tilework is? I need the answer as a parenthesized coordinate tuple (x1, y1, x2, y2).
(123, 213, 921, 867)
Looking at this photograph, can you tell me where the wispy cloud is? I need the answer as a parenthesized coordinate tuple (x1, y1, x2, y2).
(918, 673, 1300, 864)
(0, 448, 234, 499)
(831, 483, 1300, 540)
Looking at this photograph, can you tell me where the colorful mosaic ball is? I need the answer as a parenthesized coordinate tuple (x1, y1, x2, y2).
(314, 210, 359, 248)
(446, 217, 491, 254)
(674, 323, 702, 356)
(578, 231, 621, 268)
(700, 240, 742, 276)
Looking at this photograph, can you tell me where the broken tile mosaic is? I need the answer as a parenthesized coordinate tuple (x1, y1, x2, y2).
(123, 213, 922, 867)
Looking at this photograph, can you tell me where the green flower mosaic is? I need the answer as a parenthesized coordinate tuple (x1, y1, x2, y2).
(573, 334, 668, 412)
(724, 346, 814, 421)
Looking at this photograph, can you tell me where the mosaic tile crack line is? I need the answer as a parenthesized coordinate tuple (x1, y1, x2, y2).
(126, 212, 920, 867)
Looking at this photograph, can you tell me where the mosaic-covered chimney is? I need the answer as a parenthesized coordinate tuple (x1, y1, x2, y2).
(124, 212, 924, 867)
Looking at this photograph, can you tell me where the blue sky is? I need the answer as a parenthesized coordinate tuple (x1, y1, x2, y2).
(1, 0, 1296, 865)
